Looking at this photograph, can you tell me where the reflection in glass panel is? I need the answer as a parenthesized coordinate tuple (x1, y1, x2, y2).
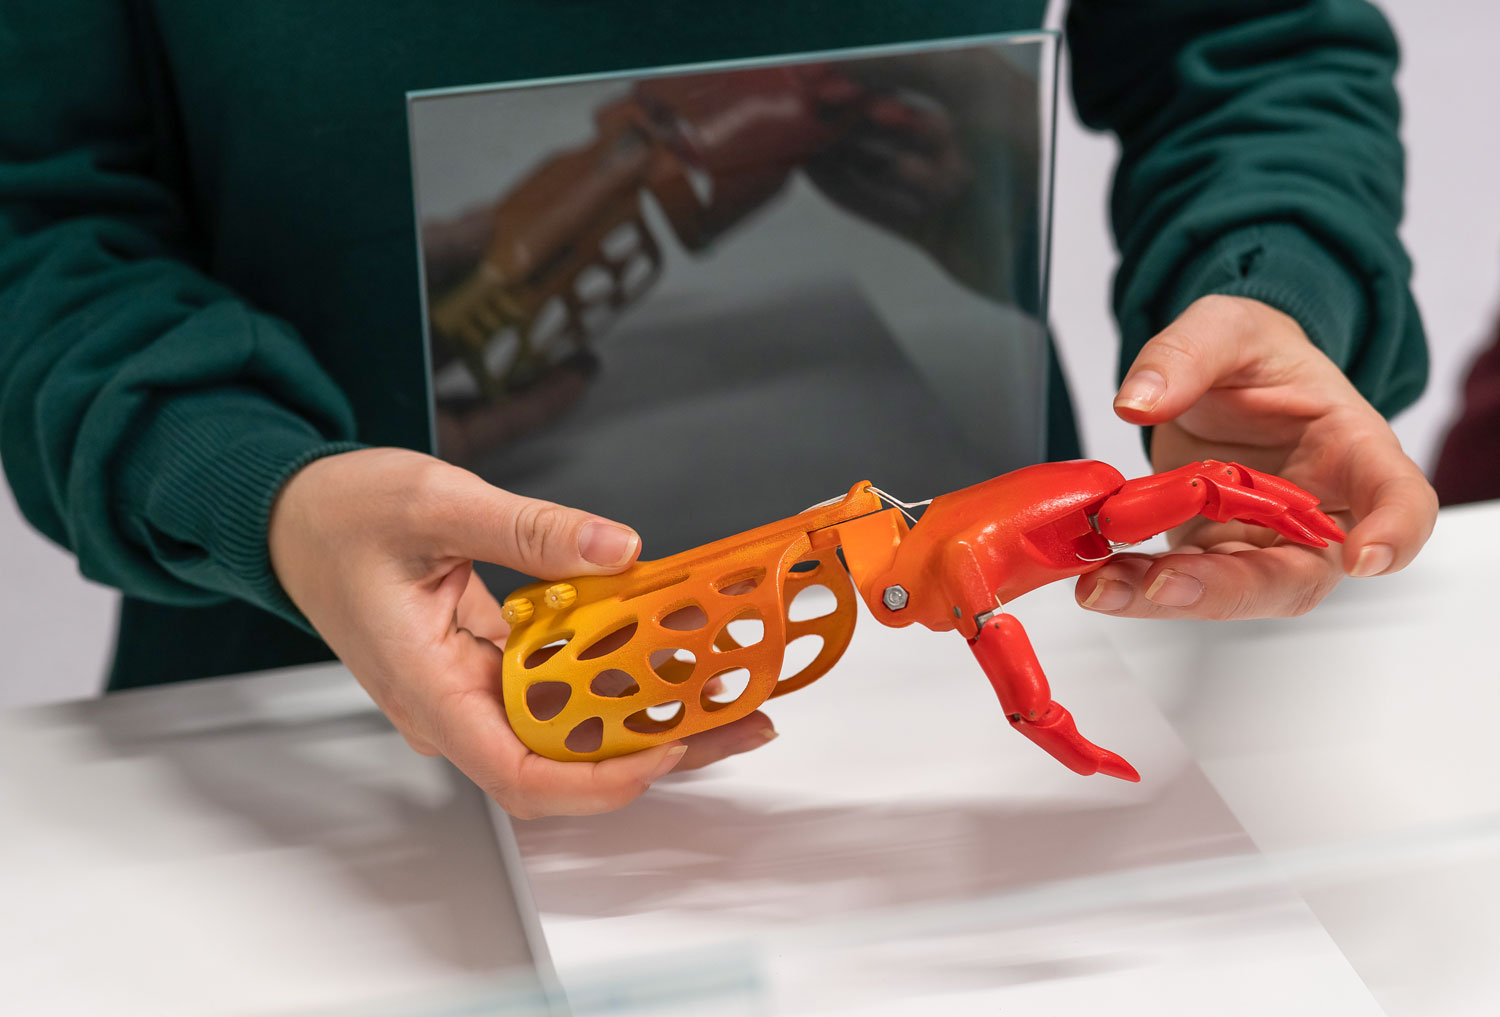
(411, 34, 1056, 589)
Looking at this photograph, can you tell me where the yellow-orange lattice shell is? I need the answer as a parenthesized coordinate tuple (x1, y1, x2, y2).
(500, 486, 882, 761)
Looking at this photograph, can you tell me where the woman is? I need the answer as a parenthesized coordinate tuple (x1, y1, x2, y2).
(0, 0, 1436, 816)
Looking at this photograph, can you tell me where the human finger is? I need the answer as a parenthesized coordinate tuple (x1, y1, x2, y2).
(422, 467, 640, 579)
(674, 710, 779, 771)
(1338, 431, 1439, 577)
(506, 743, 688, 819)
(1169, 516, 1284, 553)
(1114, 296, 1292, 427)
(1076, 543, 1342, 620)
(457, 569, 511, 644)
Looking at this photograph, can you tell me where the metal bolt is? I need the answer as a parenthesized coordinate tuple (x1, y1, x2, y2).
(882, 584, 909, 611)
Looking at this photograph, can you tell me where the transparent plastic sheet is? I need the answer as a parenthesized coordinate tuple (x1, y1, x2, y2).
(309, 815, 1434, 1015)
(371, 810, 1499, 1017)
(307, 950, 760, 1017)
(489, 586, 1384, 1017)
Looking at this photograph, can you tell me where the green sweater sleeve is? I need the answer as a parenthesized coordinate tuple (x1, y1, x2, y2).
(1066, 0, 1428, 416)
(0, 2, 361, 622)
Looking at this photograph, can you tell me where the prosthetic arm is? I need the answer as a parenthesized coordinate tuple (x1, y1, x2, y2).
(498, 460, 1343, 782)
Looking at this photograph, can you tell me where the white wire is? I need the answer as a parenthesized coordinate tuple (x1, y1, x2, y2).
(802, 483, 931, 526)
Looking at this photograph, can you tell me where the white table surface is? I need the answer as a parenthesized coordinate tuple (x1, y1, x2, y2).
(4, 502, 1494, 1016)
(511, 575, 1384, 1016)
(0, 665, 550, 1017)
(1103, 499, 1500, 1017)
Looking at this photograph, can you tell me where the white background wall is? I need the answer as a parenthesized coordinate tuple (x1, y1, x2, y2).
(2, 0, 1496, 708)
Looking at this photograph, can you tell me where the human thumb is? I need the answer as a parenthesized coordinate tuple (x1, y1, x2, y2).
(433, 468, 640, 578)
(1113, 296, 1259, 426)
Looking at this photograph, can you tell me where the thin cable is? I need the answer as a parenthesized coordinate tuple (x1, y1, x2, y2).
(802, 484, 931, 526)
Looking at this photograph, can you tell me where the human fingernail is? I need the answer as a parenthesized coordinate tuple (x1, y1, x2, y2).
(579, 521, 639, 566)
(1082, 578, 1133, 612)
(759, 728, 779, 742)
(1145, 569, 1202, 607)
(648, 745, 688, 782)
(1115, 370, 1166, 412)
(1351, 543, 1394, 578)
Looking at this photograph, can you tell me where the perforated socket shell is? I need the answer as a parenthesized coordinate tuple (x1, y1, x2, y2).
(500, 487, 879, 761)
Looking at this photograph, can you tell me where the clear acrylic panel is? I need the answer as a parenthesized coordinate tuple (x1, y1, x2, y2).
(409, 32, 1058, 593)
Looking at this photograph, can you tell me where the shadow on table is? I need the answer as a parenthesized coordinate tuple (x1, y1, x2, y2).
(515, 760, 1327, 997)
(30, 680, 527, 974)
(517, 761, 1255, 919)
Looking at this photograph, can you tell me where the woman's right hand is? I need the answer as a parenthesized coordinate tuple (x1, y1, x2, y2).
(267, 447, 778, 818)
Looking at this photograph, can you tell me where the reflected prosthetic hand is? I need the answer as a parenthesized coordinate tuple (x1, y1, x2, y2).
(430, 64, 867, 397)
(499, 461, 1343, 781)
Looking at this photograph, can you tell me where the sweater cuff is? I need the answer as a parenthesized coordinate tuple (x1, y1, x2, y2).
(117, 388, 363, 629)
(1162, 223, 1368, 372)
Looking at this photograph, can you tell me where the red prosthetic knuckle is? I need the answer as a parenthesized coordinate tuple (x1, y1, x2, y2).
(1096, 480, 1208, 545)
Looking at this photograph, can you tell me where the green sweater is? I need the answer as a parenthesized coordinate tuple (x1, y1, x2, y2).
(0, 0, 1426, 691)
